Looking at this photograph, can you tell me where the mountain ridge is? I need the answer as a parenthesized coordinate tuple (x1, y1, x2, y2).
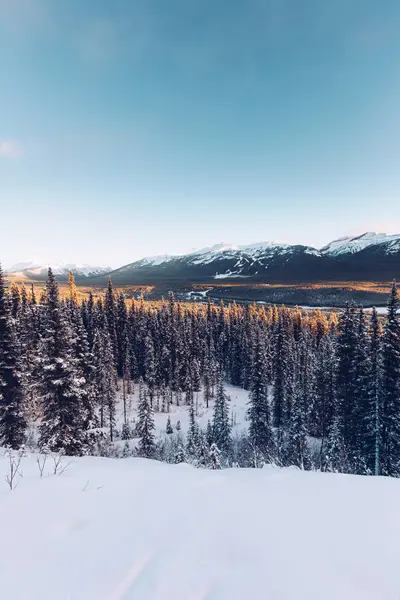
(4, 231, 400, 284)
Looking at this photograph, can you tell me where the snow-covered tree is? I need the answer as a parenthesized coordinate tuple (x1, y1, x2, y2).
(38, 269, 88, 455)
(137, 382, 156, 458)
(0, 265, 27, 448)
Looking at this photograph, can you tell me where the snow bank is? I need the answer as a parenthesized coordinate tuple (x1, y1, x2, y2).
(1, 454, 400, 599)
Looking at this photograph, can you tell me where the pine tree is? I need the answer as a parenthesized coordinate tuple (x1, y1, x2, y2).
(10, 281, 21, 319)
(92, 328, 117, 438)
(144, 333, 156, 406)
(335, 303, 359, 468)
(186, 390, 200, 458)
(116, 292, 128, 376)
(137, 382, 155, 457)
(38, 269, 88, 455)
(353, 307, 375, 473)
(67, 270, 78, 305)
(381, 283, 400, 476)
(0, 266, 27, 448)
(122, 342, 133, 424)
(325, 416, 346, 473)
(212, 375, 231, 457)
(209, 442, 221, 469)
(285, 386, 310, 469)
(272, 311, 290, 443)
(206, 419, 214, 446)
(370, 307, 382, 475)
(104, 277, 117, 362)
(248, 331, 272, 458)
(166, 415, 173, 434)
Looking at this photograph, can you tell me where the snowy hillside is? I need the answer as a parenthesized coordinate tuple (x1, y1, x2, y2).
(1, 453, 400, 600)
(114, 383, 249, 444)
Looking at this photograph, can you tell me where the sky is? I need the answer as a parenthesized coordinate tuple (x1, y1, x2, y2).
(1, 0, 400, 268)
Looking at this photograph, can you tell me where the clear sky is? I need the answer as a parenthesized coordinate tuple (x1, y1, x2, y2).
(1, 0, 400, 268)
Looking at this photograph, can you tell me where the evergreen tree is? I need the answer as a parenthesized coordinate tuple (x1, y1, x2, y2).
(335, 303, 359, 468)
(206, 419, 214, 446)
(38, 269, 88, 455)
(212, 375, 231, 457)
(248, 331, 272, 458)
(116, 292, 128, 376)
(209, 442, 221, 469)
(186, 391, 200, 457)
(285, 386, 310, 469)
(0, 266, 27, 448)
(144, 333, 156, 406)
(370, 307, 382, 476)
(104, 277, 117, 362)
(166, 415, 173, 434)
(137, 382, 155, 457)
(92, 328, 117, 438)
(381, 283, 400, 476)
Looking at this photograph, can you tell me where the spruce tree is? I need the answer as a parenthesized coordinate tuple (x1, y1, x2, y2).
(137, 382, 155, 457)
(38, 269, 88, 455)
(212, 375, 231, 457)
(370, 307, 382, 475)
(248, 331, 272, 458)
(0, 266, 27, 448)
(186, 390, 200, 458)
(104, 277, 117, 362)
(92, 327, 117, 437)
(381, 283, 400, 476)
(166, 415, 173, 434)
(285, 386, 310, 470)
(335, 303, 359, 468)
(144, 333, 156, 406)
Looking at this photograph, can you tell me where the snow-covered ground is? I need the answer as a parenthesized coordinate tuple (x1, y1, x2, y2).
(298, 305, 394, 314)
(1, 454, 400, 599)
(116, 383, 250, 440)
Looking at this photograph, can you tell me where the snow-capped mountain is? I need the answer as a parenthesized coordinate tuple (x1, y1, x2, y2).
(321, 232, 400, 257)
(7, 262, 110, 280)
(6, 232, 400, 285)
(107, 241, 332, 285)
(106, 232, 400, 285)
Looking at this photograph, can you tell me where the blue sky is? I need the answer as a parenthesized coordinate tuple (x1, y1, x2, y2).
(1, 0, 400, 267)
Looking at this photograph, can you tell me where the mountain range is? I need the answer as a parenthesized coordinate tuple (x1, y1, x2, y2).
(100, 232, 400, 285)
(5, 232, 400, 286)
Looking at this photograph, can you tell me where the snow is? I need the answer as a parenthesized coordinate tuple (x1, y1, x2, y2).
(1, 453, 400, 600)
(131, 255, 178, 267)
(321, 232, 400, 256)
(127, 241, 294, 270)
(6, 261, 41, 273)
(298, 305, 398, 314)
(6, 262, 111, 277)
(116, 383, 250, 438)
(214, 272, 251, 279)
(185, 288, 212, 299)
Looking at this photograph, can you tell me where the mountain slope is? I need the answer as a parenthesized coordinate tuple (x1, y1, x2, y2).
(321, 232, 400, 257)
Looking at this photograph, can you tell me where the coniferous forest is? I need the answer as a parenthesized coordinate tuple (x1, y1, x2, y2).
(1, 264, 400, 477)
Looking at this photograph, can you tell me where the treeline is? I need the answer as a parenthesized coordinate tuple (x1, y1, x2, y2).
(0, 265, 399, 476)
